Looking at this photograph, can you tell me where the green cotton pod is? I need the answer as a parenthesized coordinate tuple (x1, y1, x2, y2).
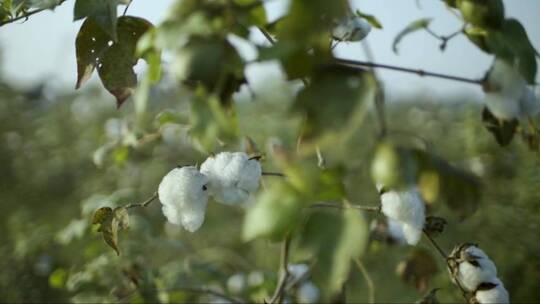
(370, 142, 418, 190)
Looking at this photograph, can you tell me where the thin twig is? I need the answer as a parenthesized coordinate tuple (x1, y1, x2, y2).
(422, 230, 469, 302)
(262, 172, 285, 177)
(335, 58, 483, 85)
(354, 258, 375, 304)
(268, 235, 292, 304)
(122, 0, 132, 16)
(0, 0, 68, 27)
(310, 202, 381, 213)
(125, 192, 158, 209)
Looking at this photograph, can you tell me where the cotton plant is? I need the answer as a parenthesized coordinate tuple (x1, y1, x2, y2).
(448, 243, 509, 304)
(332, 15, 372, 42)
(483, 58, 539, 121)
(200, 152, 262, 206)
(157, 166, 210, 232)
(378, 185, 426, 245)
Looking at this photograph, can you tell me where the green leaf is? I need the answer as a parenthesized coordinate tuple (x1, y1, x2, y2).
(73, 0, 123, 41)
(75, 18, 111, 89)
(297, 208, 368, 296)
(174, 38, 245, 106)
(294, 65, 372, 137)
(242, 182, 304, 242)
(355, 10, 383, 29)
(370, 142, 419, 189)
(457, 0, 504, 29)
(75, 16, 155, 107)
(98, 16, 153, 107)
(392, 18, 432, 54)
(92, 206, 130, 255)
(487, 19, 538, 84)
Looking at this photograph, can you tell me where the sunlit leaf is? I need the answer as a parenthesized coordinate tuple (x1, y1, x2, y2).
(355, 10, 383, 29)
(393, 18, 432, 54)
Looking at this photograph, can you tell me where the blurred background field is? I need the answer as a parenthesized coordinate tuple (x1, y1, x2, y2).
(1, 0, 540, 303)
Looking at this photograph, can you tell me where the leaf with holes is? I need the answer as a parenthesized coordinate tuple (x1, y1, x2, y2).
(92, 206, 130, 255)
(75, 18, 111, 89)
(75, 16, 154, 107)
(73, 0, 125, 41)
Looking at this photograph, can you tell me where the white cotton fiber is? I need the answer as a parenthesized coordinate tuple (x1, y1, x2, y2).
(380, 186, 425, 245)
(200, 152, 262, 205)
(485, 58, 538, 120)
(457, 245, 498, 291)
(475, 278, 510, 304)
(158, 166, 209, 232)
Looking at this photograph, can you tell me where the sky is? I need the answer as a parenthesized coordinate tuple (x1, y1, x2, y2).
(0, 0, 539, 100)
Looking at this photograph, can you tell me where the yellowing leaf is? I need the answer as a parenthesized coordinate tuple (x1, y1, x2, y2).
(92, 206, 130, 255)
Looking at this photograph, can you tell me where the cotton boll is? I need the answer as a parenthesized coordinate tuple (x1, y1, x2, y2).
(401, 222, 423, 245)
(519, 86, 540, 117)
(474, 278, 509, 304)
(200, 152, 262, 205)
(484, 58, 535, 120)
(387, 218, 407, 245)
(157, 166, 209, 232)
(485, 92, 521, 120)
(287, 263, 309, 282)
(380, 187, 425, 230)
(332, 16, 372, 42)
(457, 246, 498, 291)
(297, 281, 320, 304)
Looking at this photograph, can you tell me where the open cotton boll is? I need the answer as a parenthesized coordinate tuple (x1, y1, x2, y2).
(381, 187, 425, 229)
(332, 16, 372, 42)
(200, 152, 262, 205)
(387, 218, 407, 245)
(158, 166, 209, 232)
(484, 58, 538, 120)
(457, 245, 498, 291)
(474, 278, 510, 304)
(297, 281, 320, 304)
(401, 222, 423, 245)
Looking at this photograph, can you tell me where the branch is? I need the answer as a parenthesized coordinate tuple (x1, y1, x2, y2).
(125, 192, 158, 209)
(335, 58, 483, 85)
(310, 202, 381, 213)
(354, 258, 375, 304)
(0, 0, 68, 27)
(422, 230, 469, 302)
(268, 234, 292, 304)
(262, 172, 285, 177)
